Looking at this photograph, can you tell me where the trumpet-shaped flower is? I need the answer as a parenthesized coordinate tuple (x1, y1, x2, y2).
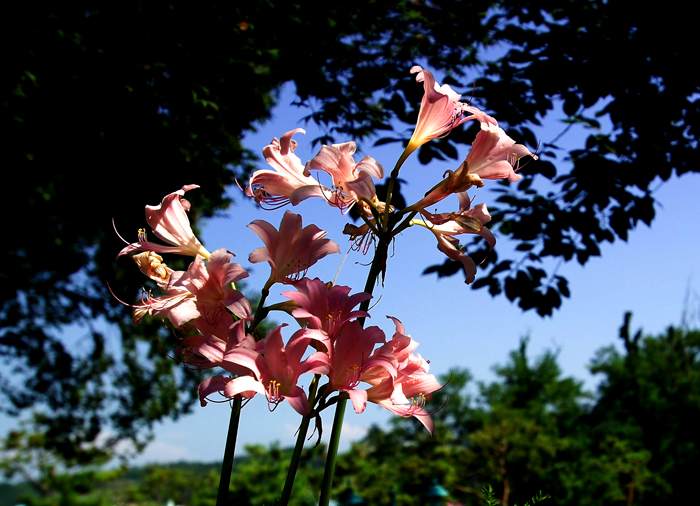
(281, 278, 371, 341)
(414, 193, 495, 284)
(169, 248, 252, 323)
(246, 129, 336, 208)
(327, 321, 395, 414)
(407, 122, 536, 211)
(360, 317, 443, 435)
(127, 248, 251, 328)
(464, 120, 536, 183)
(248, 211, 340, 285)
(403, 66, 490, 161)
(198, 325, 330, 414)
(180, 320, 256, 371)
(305, 141, 384, 214)
(118, 185, 211, 259)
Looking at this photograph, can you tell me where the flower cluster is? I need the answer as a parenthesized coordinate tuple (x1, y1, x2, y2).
(113, 67, 536, 496)
(244, 66, 536, 284)
(116, 188, 442, 432)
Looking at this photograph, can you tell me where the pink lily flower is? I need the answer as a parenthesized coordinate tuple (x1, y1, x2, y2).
(169, 248, 252, 323)
(305, 141, 385, 214)
(362, 316, 428, 386)
(406, 121, 535, 212)
(414, 193, 495, 284)
(281, 278, 371, 341)
(248, 211, 340, 285)
(245, 129, 337, 208)
(402, 66, 490, 162)
(326, 321, 396, 414)
(199, 325, 330, 415)
(128, 248, 251, 328)
(118, 185, 211, 259)
(361, 317, 443, 435)
(464, 120, 536, 183)
(179, 319, 256, 371)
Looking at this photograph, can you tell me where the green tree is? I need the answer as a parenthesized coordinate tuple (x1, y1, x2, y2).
(586, 313, 700, 504)
(0, 416, 122, 506)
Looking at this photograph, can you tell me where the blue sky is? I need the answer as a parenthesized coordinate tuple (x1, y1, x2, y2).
(124, 79, 700, 465)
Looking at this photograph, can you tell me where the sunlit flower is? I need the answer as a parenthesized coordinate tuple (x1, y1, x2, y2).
(246, 129, 336, 208)
(281, 278, 371, 340)
(327, 321, 394, 414)
(406, 122, 536, 211)
(117, 185, 210, 259)
(306, 141, 385, 215)
(361, 317, 443, 435)
(199, 325, 330, 414)
(169, 248, 252, 323)
(413, 192, 495, 284)
(248, 211, 340, 285)
(401, 66, 489, 163)
(464, 120, 535, 183)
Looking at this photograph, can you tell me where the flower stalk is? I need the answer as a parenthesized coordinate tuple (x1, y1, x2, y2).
(216, 397, 242, 506)
(279, 375, 320, 506)
(318, 228, 392, 505)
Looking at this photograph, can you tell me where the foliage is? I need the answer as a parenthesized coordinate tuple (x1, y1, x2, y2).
(334, 314, 700, 505)
(124, 464, 220, 506)
(2, 313, 698, 505)
(3, 0, 698, 463)
(0, 416, 123, 506)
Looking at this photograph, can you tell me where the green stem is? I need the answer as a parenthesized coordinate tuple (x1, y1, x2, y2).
(382, 152, 411, 231)
(279, 376, 320, 505)
(216, 397, 242, 506)
(392, 210, 419, 236)
(318, 398, 347, 506)
(249, 280, 272, 336)
(318, 234, 392, 505)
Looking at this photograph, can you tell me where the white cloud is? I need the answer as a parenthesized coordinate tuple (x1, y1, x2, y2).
(131, 439, 196, 465)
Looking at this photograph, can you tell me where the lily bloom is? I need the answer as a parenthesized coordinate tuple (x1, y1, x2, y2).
(281, 278, 371, 341)
(406, 121, 536, 212)
(169, 248, 252, 324)
(179, 320, 256, 371)
(327, 321, 395, 414)
(401, 66, 490, 164)
(305, 141, 385, 214)
(127, 248, 251, 328)
(118, 185, 211, 259)
(248, 211, 340, 285)
(246, 129, 336, 208)
(123, 250, 198, 326)
(361, 317, 443, 435)
(199, 325, 330, 415)
(464, 120, 536, 183)
(367, 373, 443, 435)
(413, 192, 495, 284)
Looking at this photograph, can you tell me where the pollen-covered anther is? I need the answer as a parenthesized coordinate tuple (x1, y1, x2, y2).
(283, 259, 310, 282)
(345, 365, 362, 389)
(410, 393, 427, 410)
(327, 309, 343, 329)
(265, 380, 283, 410)
(507, 151, 522, 169)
